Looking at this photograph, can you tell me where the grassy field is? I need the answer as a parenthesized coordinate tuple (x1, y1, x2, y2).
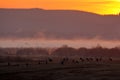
(0, 61, 120, 80)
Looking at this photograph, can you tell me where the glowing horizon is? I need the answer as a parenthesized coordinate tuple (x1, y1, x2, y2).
(0, 38, 120, 48)
(0, 0, 120, 15)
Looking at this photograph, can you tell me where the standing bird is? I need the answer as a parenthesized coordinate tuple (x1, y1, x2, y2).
(61, 61, 64, 65)
(7, 62, 11, 66)
(48, 58, 53, 62)
(26, 63, 29, 67)
(109, 58, 113, 61)
(80, 58, 84, 62)
(96, 58, 99, 62)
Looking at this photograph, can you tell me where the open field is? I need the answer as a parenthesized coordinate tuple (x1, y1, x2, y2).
(0, 61, 120, 80)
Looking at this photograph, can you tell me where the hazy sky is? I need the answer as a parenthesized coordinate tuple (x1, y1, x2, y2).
(0, 0, 120, 15)
(0, 8, 120, 48)
(0, 1, 120, 48)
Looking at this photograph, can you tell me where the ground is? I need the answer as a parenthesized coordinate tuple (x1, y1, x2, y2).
(0, 61, 120, 80)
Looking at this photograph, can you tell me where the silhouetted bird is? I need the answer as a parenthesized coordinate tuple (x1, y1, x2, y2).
(65, 57, 69, 61)
(7, 62, 10, 66)
(96, 58, 99, 62)
(48, 58, 53, 62)
(80, 58, 84, 62)
(75, 61, 79, 64)
(46, 60, 48, 64)
(61, 61, 64, 65)
(26, 63, 29, 67)
(86, 58, 90, 61)
(38, 61, 41, 65)
(63, 58, 66, 61)
(89, 58, 93, 61)
(109, 58, 113, 61)
(72, 59, 75, 63)
(99, 57, 102, 61)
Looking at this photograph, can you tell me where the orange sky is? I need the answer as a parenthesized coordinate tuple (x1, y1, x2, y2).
(0, 0, 120, 15)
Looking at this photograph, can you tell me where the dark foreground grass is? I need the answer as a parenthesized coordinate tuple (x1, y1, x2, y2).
(0, 62, 120, 80)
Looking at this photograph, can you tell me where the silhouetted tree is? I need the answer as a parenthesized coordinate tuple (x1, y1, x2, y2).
(16, 48, 49, 56)
(52, 46, 77, 56)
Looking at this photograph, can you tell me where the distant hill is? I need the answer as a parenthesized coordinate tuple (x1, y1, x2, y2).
(0, 8, 120, 40)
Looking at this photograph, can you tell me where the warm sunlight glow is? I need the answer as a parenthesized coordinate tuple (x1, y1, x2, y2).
(0, 0, 120, 15)
(0, 39, 120, 48)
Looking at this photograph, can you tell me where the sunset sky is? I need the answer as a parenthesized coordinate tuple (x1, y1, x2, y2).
(0, 0, 120, 15)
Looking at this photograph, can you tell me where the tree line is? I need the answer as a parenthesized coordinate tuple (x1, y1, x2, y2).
(0, 46, 120, 58)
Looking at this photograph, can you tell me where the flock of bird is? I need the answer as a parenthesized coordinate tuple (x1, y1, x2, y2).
(6, 57, 113, 67)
